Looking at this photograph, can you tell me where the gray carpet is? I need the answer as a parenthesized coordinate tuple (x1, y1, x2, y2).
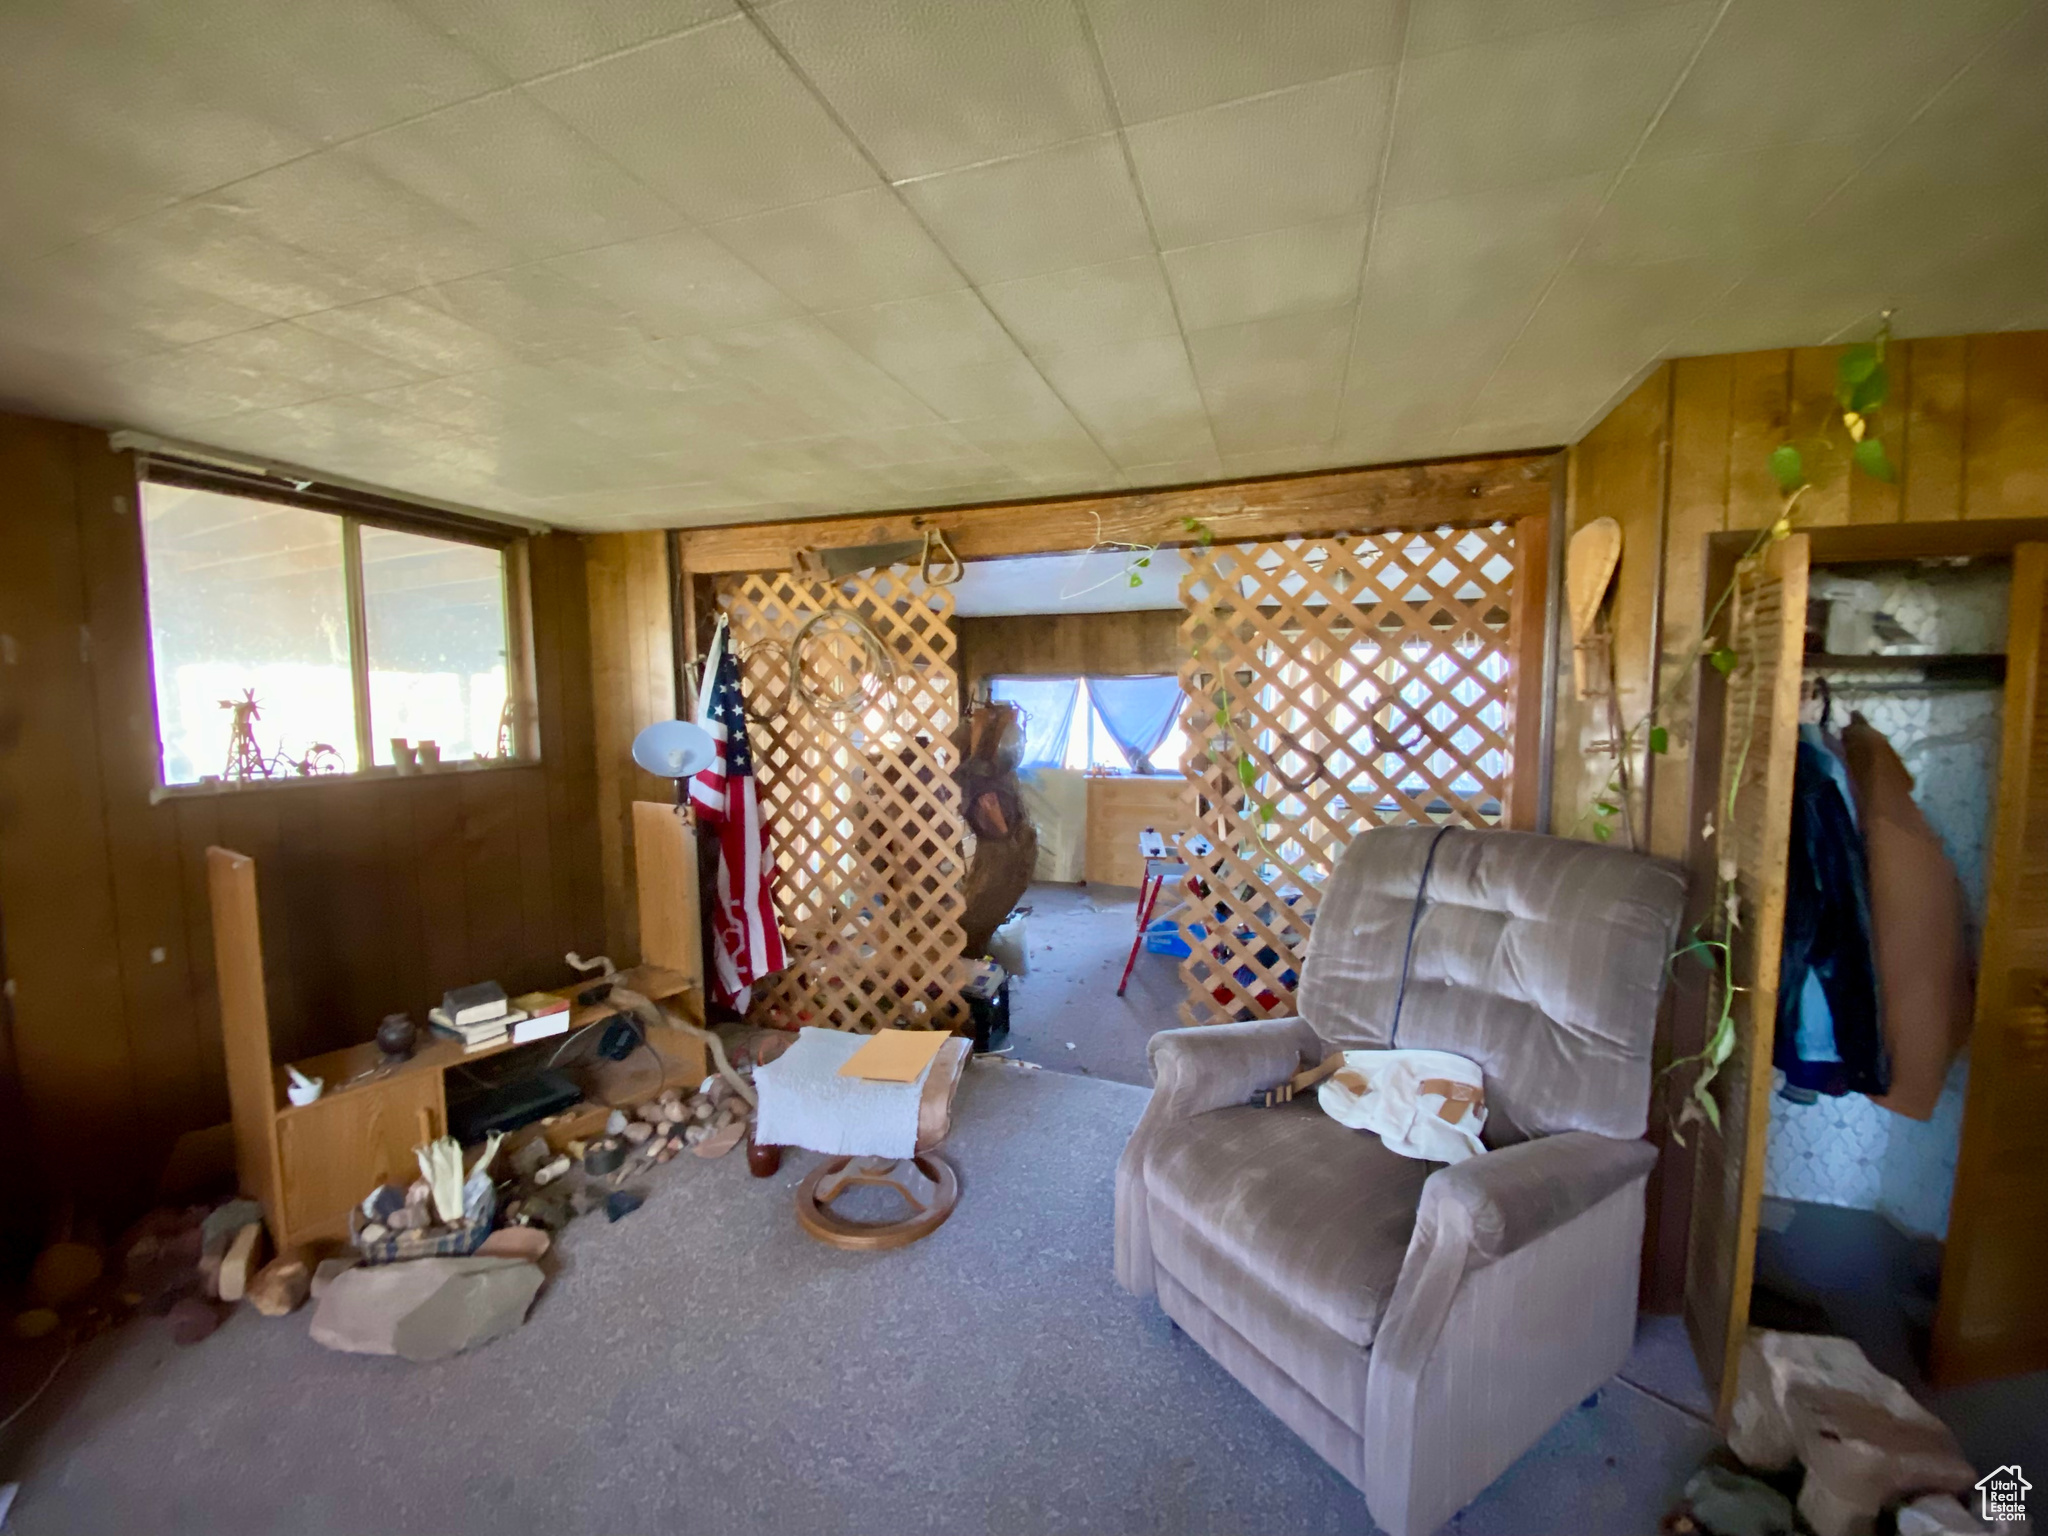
(1006, 882, 1186, 1086)
(0, 1063, 1716, 1536)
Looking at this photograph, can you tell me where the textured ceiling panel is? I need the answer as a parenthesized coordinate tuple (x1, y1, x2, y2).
(0, 0, 2043, 530)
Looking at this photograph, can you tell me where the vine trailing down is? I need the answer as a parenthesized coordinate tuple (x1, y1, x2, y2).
(1584, 315, 1902, 1142)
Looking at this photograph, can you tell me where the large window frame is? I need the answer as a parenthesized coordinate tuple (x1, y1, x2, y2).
(138, 459, 538, 796)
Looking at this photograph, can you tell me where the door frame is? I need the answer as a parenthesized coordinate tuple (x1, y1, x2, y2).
(1669, 514, 2048, 1403)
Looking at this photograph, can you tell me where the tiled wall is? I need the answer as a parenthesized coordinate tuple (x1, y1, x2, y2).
(1762, 561, 2006, 1239)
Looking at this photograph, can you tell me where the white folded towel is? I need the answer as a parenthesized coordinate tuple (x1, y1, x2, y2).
(753, 1027, 935, 1159)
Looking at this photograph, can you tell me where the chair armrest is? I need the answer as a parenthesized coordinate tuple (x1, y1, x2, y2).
(1113, 1016, 1322, 1297)
(1420, 1131, 1659, 1270)
(1371, 1133, 1657, 1389)
(1146, 1016, 1325, 1120)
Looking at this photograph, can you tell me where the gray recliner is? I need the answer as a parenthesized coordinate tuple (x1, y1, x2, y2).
(1116, 826, 1687, 1536)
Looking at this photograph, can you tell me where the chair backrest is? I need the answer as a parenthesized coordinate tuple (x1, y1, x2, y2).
(1297, 827, 1687, 1143)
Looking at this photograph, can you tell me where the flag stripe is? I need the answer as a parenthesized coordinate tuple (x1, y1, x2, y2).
(691, 619, 785, 1010)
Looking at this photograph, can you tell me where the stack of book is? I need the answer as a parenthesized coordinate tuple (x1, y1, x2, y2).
(430, 982, 514, 1053)
(427, 981, 576, 1053)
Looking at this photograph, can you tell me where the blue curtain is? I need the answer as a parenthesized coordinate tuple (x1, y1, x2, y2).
(1089, 675, 1182, 774)
(988, 677, 1080, 767)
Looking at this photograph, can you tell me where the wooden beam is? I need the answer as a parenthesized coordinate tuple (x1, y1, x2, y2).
(677, 452, 1560, 574)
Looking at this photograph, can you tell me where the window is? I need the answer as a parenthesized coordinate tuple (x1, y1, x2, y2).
(987, 676, 1187, 775)
(140, 477, 517, 787)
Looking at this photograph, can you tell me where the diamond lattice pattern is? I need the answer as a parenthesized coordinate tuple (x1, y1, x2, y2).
(1173, 523, 1523, 1026)
(719, 567, 967, 1033)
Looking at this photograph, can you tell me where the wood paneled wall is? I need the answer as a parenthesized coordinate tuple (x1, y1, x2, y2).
(1548, 330, 2048, 1309)
(584, 531, 678, 968)
(957, 609, 1182, 697)
(0, 412, 606, 1218)
(1552, 331, 2048, 852)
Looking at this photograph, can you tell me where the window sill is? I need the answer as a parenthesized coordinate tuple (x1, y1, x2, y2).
(148, 755, 541, 805)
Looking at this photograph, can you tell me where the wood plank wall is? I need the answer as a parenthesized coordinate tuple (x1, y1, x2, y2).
(584, 531, 678, 970)
(956, 610, 1182, 699)
(1548, 330, 2048, 1309)
(0, 412, 606, 1221)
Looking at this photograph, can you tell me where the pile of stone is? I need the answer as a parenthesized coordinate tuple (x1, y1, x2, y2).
(1670, 1329, 2000, 1536)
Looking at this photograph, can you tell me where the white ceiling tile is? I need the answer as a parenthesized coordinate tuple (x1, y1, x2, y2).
(397, 0, 734, 80)
(819, 290, 1018, 376)
(1406, 0, 1695, 59)
(1126, 68, 1396, 247)
(1464, 253, 1741, 434)
(290, 293, 523, 374)
(415, 265, 659, 357)
(755, 0, 1114, 179)
(1122, 454, 1227, 486)
(71, 201, 393, 328)
(212, 151, 530, 294)
(1381, 5, 1719, 206)
(1186, 306, 1350, 453)
(886, 355, 1071, 421)
(0, 0, 503, 256)
(1638, 0, 2031, 164)
(1, 0, 2044, 527)
(1036, 334, 1217, 466)
(951, 402, 1120, 478)
(1085, 0, 1404, 123)
(527, 18, 879, 223)
(978, 257, 1181, 358)
(1580, 141, 1864, 266)
(677, 316, 942, 435)
(1162, 213, 1368, 331)
(708, 188, 964, 311)
(896, 136, 1154, 284)
(544, 228, 800, 337)
(1344, 175, 1607, 417)
(1220, 444, 1342, 478)
(347, 91, 683, 260)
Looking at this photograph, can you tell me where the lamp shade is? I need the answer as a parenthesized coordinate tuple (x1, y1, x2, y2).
(631, 719, 715, 779)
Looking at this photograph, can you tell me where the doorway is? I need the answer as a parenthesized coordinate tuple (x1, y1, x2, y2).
(951, 548, 1193, 1085)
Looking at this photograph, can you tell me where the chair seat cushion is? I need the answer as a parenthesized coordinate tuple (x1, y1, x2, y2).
(1145, 1100, 1437, 1348)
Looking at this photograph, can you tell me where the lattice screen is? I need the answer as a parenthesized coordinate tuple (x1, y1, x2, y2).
(1174, 523, 1525, 1026)
(717, 567, 967, 1033)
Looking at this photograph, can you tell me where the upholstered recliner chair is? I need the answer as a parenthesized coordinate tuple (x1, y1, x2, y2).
(1116, 826, 1686, 1536)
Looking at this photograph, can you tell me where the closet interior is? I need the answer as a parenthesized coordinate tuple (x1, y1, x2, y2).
(1751, 555, 2009, 1393)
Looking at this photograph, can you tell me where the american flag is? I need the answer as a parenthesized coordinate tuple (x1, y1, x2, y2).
(690, 619, 786, 1011)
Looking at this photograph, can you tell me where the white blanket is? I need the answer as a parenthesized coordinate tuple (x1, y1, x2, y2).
(753, 1027, 935, 1159)
(1317, 1048, 1488, 1163)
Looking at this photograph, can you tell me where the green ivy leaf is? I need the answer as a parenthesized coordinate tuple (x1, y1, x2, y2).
(1850, 363, 1887, 414)
(1768, 443, 1806, 493)
(1128, 572, 1142, 588)
(1136, 555, 1151, 568)
(1214, 704, 1230, 729)
(1594, 800, 1618, 818)
(1258, 802, 1276, 824)
(1852, 436, 1897, 483)
(1709, 647, 1740, 675)
(1237, 755, 1258, 789)
(1837, 342, 1879, 391)
(1649, 725, 1670, 754)
(1592, 822, 1613, 842)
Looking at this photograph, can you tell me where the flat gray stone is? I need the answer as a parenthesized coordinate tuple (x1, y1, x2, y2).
(309, 1257, 543, 1363)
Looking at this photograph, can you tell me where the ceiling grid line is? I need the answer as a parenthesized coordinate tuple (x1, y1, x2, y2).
(1446, 0, 1739, 441)
(1557, 0, 2046, 443)
(1063, 0, 1226, 473)
(719, 0, 1137, 490)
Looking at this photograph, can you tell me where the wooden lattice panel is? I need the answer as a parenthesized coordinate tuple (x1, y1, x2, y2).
(1174, 523, 1524, 1026)
(717, 568, 968, 1033)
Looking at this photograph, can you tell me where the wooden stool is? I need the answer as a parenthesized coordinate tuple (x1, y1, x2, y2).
(779, 1036, 971, 1251)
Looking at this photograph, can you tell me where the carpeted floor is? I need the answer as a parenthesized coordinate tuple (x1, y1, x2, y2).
(0, 1063, 1717, 1536)
(1004, 882, 1185, 1086)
